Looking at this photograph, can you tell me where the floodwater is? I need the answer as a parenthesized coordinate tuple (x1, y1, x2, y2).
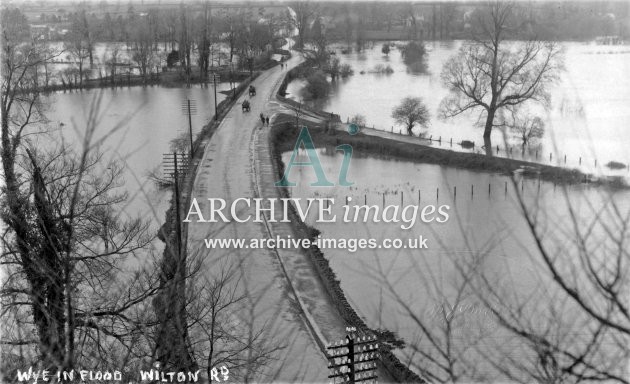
(45, 41, 237, 83)
(286, 41, 630, 178)
(37, 82, 232, 224)
(282, 148, 630, 381)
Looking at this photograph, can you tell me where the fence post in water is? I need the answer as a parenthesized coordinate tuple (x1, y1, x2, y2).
(401, 191, 404, 205)
(564, 155, 566, 164)
(550, 152, 553, 161)
(471, 184, 474, 198)
(454, 186, 456, 200)
(497, 145, 500, 154)
(450, 138, 453, 147)
(488, 183, 491, 196)
(437, 187, 439, 201)
(382, 192, 385, 207)
(579, 157, 582, 165)
(418, 190, 421, 203)
(505, 181, 508, 197)
(364, 194, 367, 205)
(595, 159, 597, 167)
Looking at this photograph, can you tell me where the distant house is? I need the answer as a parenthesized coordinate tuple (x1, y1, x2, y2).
(30, 25, 50, 40)
(596, 36, 623, 45)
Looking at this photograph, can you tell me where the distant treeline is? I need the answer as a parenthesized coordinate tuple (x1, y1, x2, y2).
(313, 1, 629, 42)
(15, 1, 629, 45)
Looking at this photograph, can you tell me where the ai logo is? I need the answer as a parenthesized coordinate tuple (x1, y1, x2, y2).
(275, 124, 358, 187)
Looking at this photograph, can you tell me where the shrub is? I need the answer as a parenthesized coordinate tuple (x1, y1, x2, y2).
(326, 56, 341, 79)
(350, 114, 366, 127)
(373, 64, 394, 74)
(401, 41, 427, 73)
(340, 63, 354, 77)
(401, 41, 427, 64)
(305, 70, 330, 99)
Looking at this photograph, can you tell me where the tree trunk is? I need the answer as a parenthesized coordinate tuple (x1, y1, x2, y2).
(483, 108, 496, 156)
(483, 108, 495, 139)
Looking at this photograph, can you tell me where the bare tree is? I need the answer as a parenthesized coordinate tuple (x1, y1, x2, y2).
(130, 17, 156, 82)
(289, 1, 317, 49)
(65, 35, 92, 86)
(196, 1, 213, 78)
(185, 262, 280, 382)
(453, 166, 630, 384)
(503, 108, 545, 146)
(309, 17, 329, 66)
(2, 10, 161, 375)
(392, 96, 430, 136)
(439, 1, 563, 152)
(104, 46, 121, 85)
(1, 96, 161, 376)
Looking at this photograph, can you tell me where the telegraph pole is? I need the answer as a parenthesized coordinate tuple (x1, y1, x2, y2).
(181, 99, 197, 157)
(328, 332, 379, 383)
(212, 72, 219, 120)
(173, 152, 182, 257)
(162, 152, 190, 257)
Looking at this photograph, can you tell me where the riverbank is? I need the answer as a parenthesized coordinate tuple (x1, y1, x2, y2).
(266, 50, 626, 383)
(268, 118, 426, 383)
(273, 111, 628, 189)
(35, 58, 282, 93)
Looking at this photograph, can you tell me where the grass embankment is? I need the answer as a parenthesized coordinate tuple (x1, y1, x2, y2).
(271, 113, 627, 189)
(268, 119, 426, 384)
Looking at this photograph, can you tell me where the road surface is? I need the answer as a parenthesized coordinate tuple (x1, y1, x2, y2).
(187, 48, 395, 381)
(186, 53, 331, 382)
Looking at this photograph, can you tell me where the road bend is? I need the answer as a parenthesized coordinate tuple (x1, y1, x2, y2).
(187, 50, 393, 382)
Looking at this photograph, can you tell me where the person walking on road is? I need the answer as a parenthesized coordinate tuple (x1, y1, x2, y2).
(265, 116, 270, 126)
(260, 113, 265, 125)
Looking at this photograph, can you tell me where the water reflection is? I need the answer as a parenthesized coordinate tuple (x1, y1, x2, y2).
(286, 41, 630, 177)
(38, 83, 232, 223)
(282, 149, 630, 381)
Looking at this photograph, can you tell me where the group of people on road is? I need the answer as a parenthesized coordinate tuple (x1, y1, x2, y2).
(260, 113, 270, 127)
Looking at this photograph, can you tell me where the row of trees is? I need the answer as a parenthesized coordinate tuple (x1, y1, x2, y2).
(291, 0, 557, 149)
(289, 1, 628, 46)
(1, 6, 282, 381)
(365, 3, 629, 382)
(379, 2, 560, 150)
(32, 4, 284, 87)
